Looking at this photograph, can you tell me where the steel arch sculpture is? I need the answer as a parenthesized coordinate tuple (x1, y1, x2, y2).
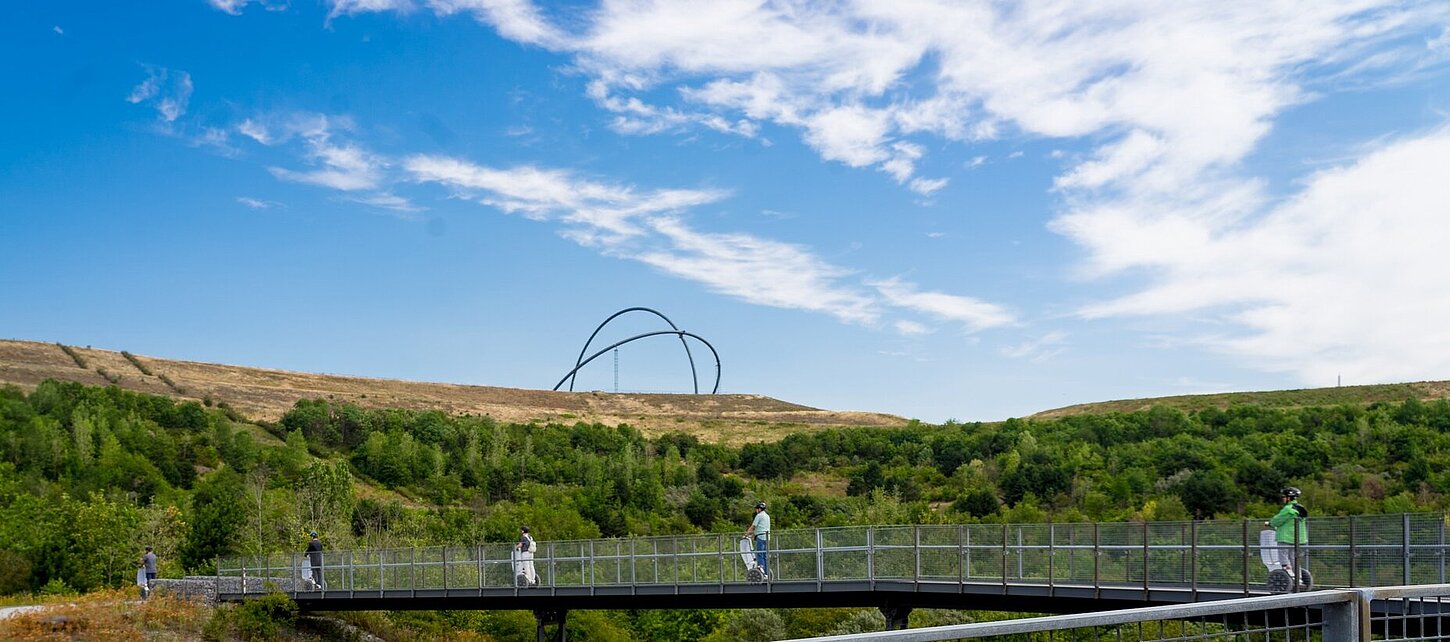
(555, 308, 721, 394)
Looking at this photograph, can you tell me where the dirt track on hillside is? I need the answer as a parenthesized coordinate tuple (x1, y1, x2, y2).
(0, 339, 903, 444)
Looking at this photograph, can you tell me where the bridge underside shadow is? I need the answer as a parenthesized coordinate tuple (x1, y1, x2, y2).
(280, 579, 1276, 614)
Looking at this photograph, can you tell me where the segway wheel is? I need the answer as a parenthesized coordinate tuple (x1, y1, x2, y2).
(1296, 568, 1313, 592)
(516, 573, 531, 588)
(1267, 568, 1292, 594)
(747, 567, 764, 584)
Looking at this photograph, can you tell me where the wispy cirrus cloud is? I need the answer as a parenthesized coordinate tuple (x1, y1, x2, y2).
(1001, 331, 1068, 363)
(127, 66, 192, 123)
(406, 154, 1007, 328)
(236, 196, 283, 209)
(239, 112, 419, 213)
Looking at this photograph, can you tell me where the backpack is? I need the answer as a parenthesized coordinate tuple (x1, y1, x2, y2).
(525, 535, 537, 553)
(1293, 504, 1309, 519)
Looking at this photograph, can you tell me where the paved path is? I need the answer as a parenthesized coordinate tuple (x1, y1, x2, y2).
(0, 605, 45, 620)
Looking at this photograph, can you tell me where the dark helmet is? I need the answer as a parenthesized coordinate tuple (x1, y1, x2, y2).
(309, 531, 318, 538)
(754, 501, 767, 510)
(1280, 487, 1301, 499)
(521, 526, 530, 533)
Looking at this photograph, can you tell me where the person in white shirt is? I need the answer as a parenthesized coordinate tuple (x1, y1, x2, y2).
(744, 501, 771, 581)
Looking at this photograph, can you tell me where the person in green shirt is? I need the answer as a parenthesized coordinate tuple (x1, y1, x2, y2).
(1267, 487, 1309, 586)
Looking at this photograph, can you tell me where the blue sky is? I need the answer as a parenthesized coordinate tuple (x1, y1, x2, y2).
(3, 1, 1450, 422)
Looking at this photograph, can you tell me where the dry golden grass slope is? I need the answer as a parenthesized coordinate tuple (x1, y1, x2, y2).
(1032, 380, 1450, 419)
(0, 339, 904, 445)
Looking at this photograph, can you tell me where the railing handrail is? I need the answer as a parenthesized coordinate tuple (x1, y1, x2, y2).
(788, 590, 1360, 642)
(214, 512, 1450, 600)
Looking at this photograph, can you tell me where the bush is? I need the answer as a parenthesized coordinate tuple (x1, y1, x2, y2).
(233, 592, 298, 640)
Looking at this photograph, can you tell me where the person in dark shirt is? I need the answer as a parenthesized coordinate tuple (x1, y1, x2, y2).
(306, 532, 323, 590)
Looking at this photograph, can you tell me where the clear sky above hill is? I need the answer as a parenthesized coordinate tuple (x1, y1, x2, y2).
(3, 1, 1449, 421)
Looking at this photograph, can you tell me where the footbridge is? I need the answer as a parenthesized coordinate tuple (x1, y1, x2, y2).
(216, 513, 1450, 636)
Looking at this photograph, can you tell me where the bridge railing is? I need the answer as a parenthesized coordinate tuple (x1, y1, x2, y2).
(216, 513, 1450, 596)
(786, 583, 1450, 642)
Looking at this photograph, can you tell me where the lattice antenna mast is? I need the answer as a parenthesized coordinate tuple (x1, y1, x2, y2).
(613, 348, 619, 393)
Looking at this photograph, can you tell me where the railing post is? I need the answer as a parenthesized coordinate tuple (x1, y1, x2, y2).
(630, 539, 637, 586)
(1403, 513, 1412, 585)
(867, 527, 876, 586)
(1189, 519, 1198, 600)
(958, 525, 966, 585)
(1047, 522, 1055, 594)
(1000, 523, 1009, 593)
(380, 551, 385, 592)
(410, 548, 416, 598)
(1142, 520, 1150, 597)
(1321, 592, 1367, 642)
(478, 545, 484, 592)
(1348, 516, 1356, 587)
(443, 547, 448, 591)
(1092, 523, 1100, 600)
(1440, 513, 1446, 584)
(1017, 527, 1024, 578)
(914, 525, 922, 584)
(242, 565, 248, 596)
(549, 542, 557, 589)
(816, 529, 825, 589)
(589, 541, 595, 591)
(1241, 519, 1250, 596)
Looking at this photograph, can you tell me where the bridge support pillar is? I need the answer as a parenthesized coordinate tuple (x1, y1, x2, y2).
(880, 604, 912, 631)
(534, 609, 567, 642)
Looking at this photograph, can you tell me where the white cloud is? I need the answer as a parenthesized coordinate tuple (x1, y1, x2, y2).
(345, 192, 423, 214)
(1001, 331, 1069, 363)
(1069, 127, 1450, 385)
(870, 277, 1014, 331)
(909, 177, 949, 195)
(894, 320, 932, 336)
(639, 217, 880, 323)
(324, 0, 1447, 197)
(238, 119, 272, 144)
(255, 114, 385, 191)
(406, 155, 1013, 327)
(328, 0, 410, 21)
(127, 66, 192, 123)
(53, 26, 63, 35)
(209, 0, 291, 14)
(235, 195, 294, 210)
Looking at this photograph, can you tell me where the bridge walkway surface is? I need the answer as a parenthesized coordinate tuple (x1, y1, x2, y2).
(216, 513, 1450, 638)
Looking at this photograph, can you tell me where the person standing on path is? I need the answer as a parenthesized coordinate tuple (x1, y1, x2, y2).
(139, 546, 157, 599)
(744, 501, 771, 582)
(306, 532, 324, 590)
(516, 526, 538, 587)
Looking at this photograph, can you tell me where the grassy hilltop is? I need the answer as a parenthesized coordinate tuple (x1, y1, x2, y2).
(0, 339, 901, 446)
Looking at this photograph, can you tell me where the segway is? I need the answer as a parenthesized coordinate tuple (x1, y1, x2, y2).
(1260, 529, 1312, 593)
(740, 537, 766, 583)
(513, 549, 538, 588)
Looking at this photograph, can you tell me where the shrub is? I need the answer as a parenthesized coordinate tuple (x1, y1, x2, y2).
(233, 592, 297, 640)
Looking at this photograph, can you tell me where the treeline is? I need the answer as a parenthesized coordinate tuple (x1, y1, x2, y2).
(4, 379, 1450, 603)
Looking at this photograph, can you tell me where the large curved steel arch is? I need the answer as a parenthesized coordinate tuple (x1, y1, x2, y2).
(567, 307, 699, 393)
(553, 330, 721, 394)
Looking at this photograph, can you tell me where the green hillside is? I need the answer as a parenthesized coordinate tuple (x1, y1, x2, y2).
(1033, 381, 1450, 418)
(4, 379, 1450, 639)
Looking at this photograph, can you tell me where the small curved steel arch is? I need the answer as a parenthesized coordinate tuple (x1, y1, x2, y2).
(567, 307, 699, 394)
(553, 330, 721, 394)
